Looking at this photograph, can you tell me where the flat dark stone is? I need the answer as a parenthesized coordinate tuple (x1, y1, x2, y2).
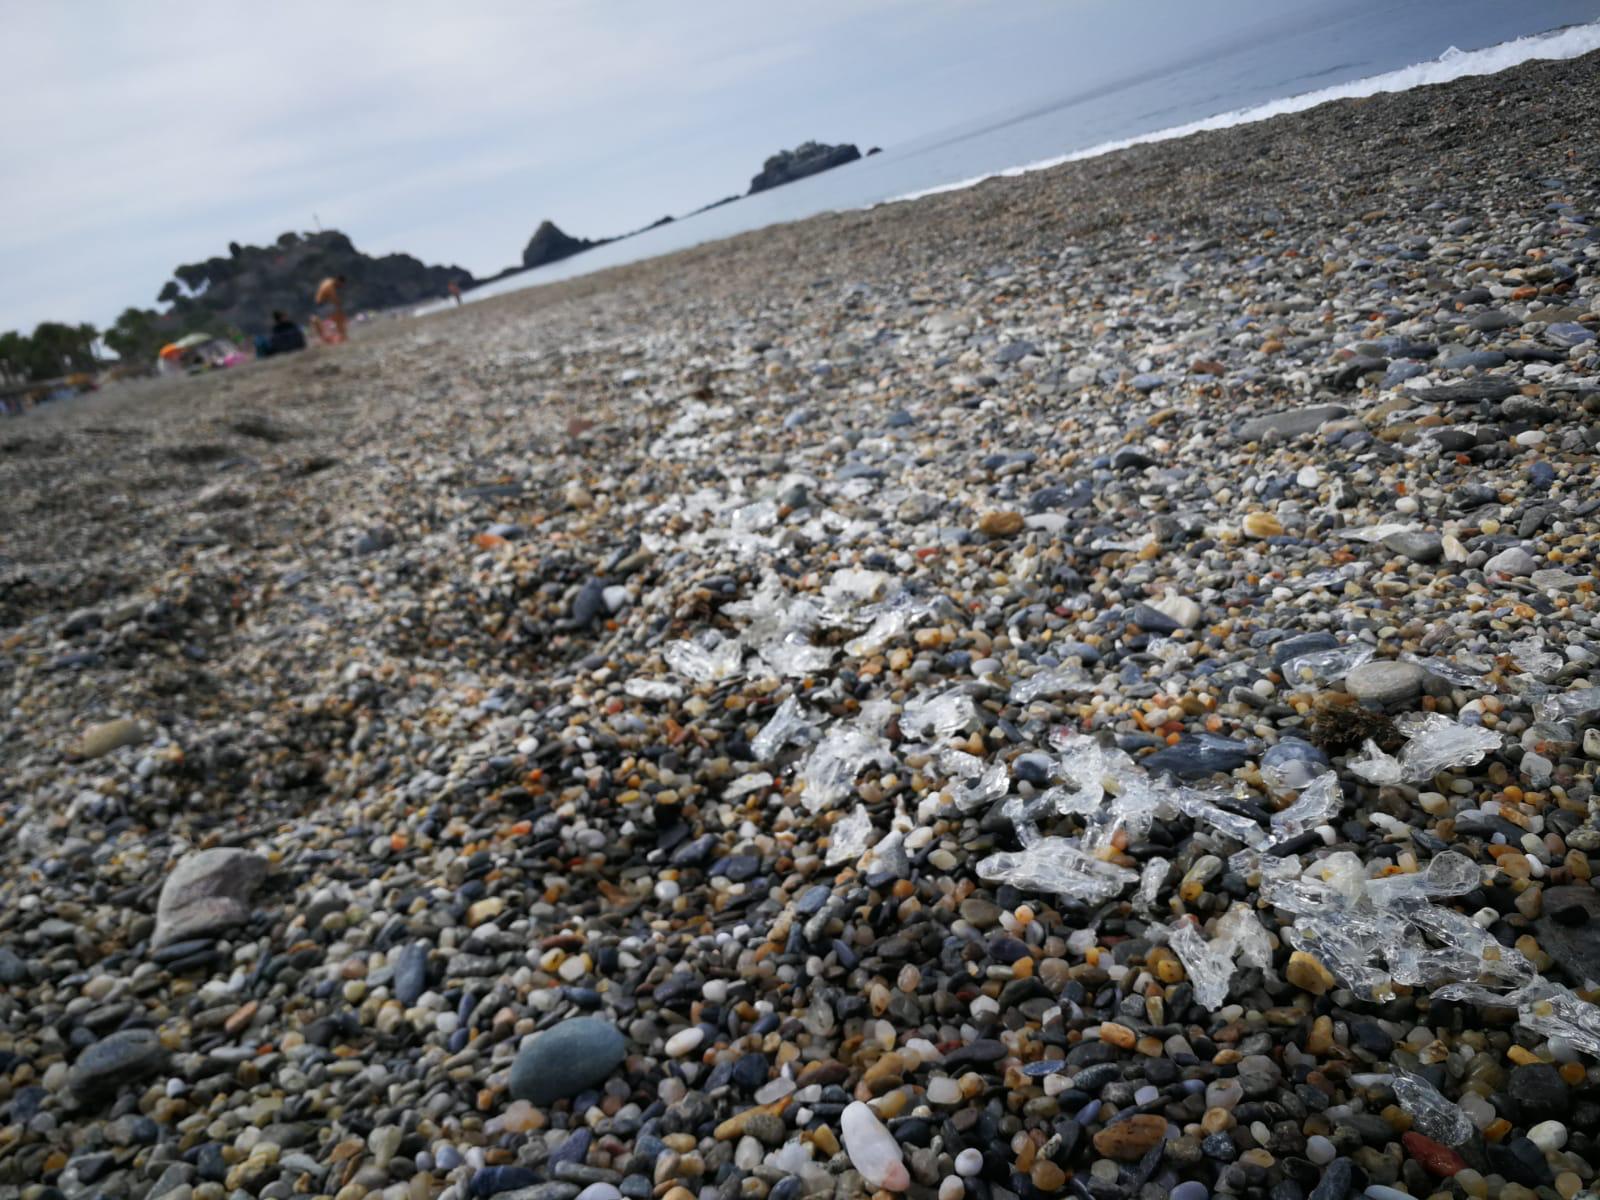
(1410, 378, 1523, 404)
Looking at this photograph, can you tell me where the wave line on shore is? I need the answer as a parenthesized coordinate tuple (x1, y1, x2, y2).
(885, 20, 1600, 205)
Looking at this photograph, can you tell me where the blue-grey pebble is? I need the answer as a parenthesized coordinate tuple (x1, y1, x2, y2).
(509, 1017, 628, 1105)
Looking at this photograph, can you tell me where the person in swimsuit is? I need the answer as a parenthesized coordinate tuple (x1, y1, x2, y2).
(313, 274, 349, 342)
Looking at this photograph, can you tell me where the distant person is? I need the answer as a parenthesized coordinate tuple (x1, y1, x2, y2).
(255, 311, 307, 358)
(448, 280, 463, 306)
(314, 274, 349, 342)
(269, 311, 307, 354)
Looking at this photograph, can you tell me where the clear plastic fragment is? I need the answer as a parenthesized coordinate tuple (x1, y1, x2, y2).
(866, 829, 910, 877)
(1213, 904, 1273, 970)
(798, 717, 895, 813)
(1346, 522, 1423, 542)
(728, 498, 780, 531)
(900, 690, 977, 742)
(1147, 638, 1193, 670)
(1169, 919, 1239, 1010)
(1398, 903, 1534, 986)
(1516, 981, 1600, 1056)
(822, 568, 890, 609)
(663, 632, 743, 682)
(1391, 1072, 1474, 1146)
(844, 591, 940, 657)
(756, 632, 834, 677)
(935, 747, 985, 779)
(1269, 773, 1344, 840)
(975, 838, 1137, 903)
(1171, 788, 1269, 848)
(1260, 745, 1332, 793)
(723, 575, 833, 679)
(1393, 713, 1503, 781)
(1011, 666, 1092, 704)
(1535, 687, 1600, 726)
(1280, 642, 1375, 685)
(856, 699, 896, 737)
(827, 806, 875, 867)
(1266, 846, 1542, 1002)
(1509, 637, 1563, 679)
(1365, 852, 1481, 905)
(1137, 858, 1169, 908)
(1401, 653, 1490, 690)
(948, 761, 1009, 814)
(1431, 980, 1600, 1056)
(1284, 563, 1367, 593)
(1348, 739, 1404, 785)
(752, 696, 815, 762)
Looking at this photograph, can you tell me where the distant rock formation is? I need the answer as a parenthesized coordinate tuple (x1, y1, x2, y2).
(154, 231, 473, 337)
(511, 142, 866, 280)
(748, 142, 862, 194)
(522, 221, 604, 269)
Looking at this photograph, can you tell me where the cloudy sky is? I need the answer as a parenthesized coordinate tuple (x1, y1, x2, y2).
(2, 0, 1591, 335)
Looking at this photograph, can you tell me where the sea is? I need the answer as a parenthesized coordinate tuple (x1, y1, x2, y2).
(430, 4, 1600, 314)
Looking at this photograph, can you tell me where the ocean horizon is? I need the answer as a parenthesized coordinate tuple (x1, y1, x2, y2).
(427, 5, 1600, 316)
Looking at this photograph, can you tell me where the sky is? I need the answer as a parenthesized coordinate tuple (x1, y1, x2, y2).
(0, 0, 1318, 335)
(1, 0, 1592, 336)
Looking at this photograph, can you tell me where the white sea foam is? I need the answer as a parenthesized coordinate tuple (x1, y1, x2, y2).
(886, 21, 1600, 205)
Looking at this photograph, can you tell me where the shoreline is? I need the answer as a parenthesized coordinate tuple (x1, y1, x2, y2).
(3, 46, 1600, 1200)
(434, 18, 1600, 316)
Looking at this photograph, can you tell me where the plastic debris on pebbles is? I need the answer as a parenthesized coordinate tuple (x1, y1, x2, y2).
(4, 48, 1600, 1200)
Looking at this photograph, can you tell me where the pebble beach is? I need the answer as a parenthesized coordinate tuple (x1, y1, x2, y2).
(5, 46, 1600, 1200)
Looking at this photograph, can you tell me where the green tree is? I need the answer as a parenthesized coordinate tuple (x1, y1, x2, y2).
(104, 307, 169, 365)
(0, 330, 28, 385)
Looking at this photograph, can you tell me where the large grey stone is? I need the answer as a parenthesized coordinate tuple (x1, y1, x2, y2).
(509, 1018, 628, 1105)
(69, 1028, 168, 1101)
(1236, 405, 1350, 442)
(1485, 546, 1537, 577)
(1345, 660, 1427, 708)
(1381, 530, 1443, 563)
(151, 848, 268, 949)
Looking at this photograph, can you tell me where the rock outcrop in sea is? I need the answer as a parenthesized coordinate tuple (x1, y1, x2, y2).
(748, 140, 862, 194)
(522, 219, 605, 269)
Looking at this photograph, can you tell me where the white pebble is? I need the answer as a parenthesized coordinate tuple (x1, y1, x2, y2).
(841, 1101, 909, 1190)
(955, 1148, 984, 1176)
(939, 1178, 966, 1200)
(1306, 1134, 1335, 1165)
(1527, 1120, 1568, 1152)
(755, 1076, 795, 1105)
(926, 1076, 962, 1105)
(664, 1027, 704, 1057)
